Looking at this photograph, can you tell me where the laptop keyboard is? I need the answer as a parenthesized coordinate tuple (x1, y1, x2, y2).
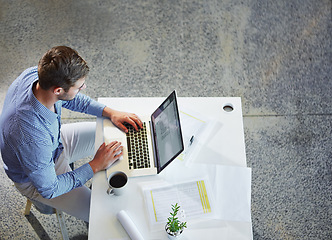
(125, 122, 151, 170)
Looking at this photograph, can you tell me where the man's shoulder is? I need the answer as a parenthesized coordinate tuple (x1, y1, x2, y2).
(19, 66, 38, 84)
(4, 66, 38, 106)
(5, 117, 51, 149)
(22, 66, 38, 76)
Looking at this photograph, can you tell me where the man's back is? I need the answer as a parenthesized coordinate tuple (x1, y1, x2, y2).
(0, 66, 62, 184)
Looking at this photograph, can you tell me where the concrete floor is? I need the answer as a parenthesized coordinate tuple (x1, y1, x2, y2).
(0, 0, 331, 239)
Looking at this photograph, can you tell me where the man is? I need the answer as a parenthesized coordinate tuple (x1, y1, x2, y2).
(0, 46, 142, 222)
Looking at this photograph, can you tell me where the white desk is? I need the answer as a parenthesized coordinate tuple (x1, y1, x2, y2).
(89, 97, 252, 240)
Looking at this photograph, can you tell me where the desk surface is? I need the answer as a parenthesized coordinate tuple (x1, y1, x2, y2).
(88, 97, 252, 240)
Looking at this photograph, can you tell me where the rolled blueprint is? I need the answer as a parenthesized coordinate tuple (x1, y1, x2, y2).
(116, 210, 144, 240)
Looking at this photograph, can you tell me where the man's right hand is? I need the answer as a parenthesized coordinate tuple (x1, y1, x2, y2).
(89, 141, 123, 173)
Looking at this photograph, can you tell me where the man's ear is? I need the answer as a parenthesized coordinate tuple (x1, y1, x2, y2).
(53, 87, 63, 96)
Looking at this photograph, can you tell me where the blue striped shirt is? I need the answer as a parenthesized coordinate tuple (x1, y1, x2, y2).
(0, 67, 106, 199)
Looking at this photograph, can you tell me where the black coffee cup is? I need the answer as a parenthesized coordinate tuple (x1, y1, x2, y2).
(107, 171, 128, 195)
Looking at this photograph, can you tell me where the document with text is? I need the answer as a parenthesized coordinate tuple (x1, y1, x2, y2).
(143, 179, 215, 227)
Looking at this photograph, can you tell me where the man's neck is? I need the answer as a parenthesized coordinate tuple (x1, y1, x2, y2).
(33, 82, 57, 111)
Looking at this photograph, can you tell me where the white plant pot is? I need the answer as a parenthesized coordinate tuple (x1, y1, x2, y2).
(165, 224, 183, 239)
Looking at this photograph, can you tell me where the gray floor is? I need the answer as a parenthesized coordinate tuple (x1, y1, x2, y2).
(0, 0, 331, 239)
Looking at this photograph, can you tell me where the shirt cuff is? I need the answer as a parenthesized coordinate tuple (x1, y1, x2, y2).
(74, 163, 94, 185)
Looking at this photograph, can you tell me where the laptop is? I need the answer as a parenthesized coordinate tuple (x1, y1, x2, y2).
(103, 90, 184, 178)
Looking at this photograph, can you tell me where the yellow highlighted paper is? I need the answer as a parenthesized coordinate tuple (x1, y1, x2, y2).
(197, 180, 211, 213)
(145, 179, 213, 225)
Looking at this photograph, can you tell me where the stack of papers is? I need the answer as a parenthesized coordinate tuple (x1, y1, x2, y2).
(141, 106, 252, 239)
(143, 178, 215, 227)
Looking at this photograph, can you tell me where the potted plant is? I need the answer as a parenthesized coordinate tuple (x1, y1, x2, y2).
(165, 203, 187, 239)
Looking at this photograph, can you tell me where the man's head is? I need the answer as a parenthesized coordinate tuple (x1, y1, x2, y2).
(38, 46, 89, 92)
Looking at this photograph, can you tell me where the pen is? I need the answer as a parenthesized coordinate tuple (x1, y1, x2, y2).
(189, 135, 194, 146)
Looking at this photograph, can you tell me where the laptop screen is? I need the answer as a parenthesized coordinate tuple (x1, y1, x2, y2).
(151, 90, 184, 173)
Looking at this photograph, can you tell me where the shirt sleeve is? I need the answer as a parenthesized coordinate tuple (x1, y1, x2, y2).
(16, 140, 94, 199)
(61, 92, 106, 117)
(46, 163, 94, 199)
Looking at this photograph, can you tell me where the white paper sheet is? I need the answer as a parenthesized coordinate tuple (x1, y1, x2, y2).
(177, 108, 224, 167)
(159, 161, 252, 223)
(142, 179, 215, 228)
(178, 109, 213, 162)
(213, 165, 252, 222)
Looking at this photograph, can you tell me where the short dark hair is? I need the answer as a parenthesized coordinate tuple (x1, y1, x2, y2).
(38, 46, 89, 92)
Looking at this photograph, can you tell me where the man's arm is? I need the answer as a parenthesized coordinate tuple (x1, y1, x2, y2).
(62, 93, 143, 132)
(16, 141, 93, 199)
(61, 92, 105, 117)
(102, 107, 143, 133)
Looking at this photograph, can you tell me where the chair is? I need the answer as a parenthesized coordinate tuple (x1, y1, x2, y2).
(24, 198, 69, 240)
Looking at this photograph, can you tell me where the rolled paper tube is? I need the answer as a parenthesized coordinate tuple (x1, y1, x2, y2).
(116, 210, 144, 240)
